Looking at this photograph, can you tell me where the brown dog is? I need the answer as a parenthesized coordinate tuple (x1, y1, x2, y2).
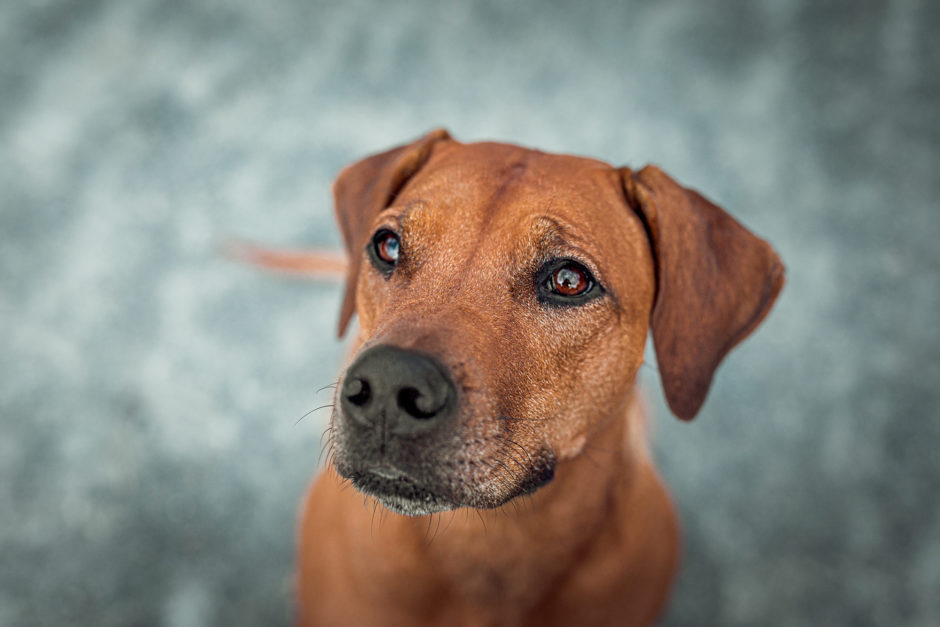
(294, 129, 784, 626)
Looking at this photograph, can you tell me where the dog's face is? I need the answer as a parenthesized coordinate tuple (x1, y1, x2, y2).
(332, 142, 655, 514)
(328, 131, 784, 516)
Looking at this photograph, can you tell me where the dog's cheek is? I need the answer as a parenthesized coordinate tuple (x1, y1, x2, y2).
(530, 310, 639, 454)
(354, 270, 390, 338)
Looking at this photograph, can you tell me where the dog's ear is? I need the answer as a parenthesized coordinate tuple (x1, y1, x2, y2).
(333, 128, 452, 337)
(620, 165, 785, 420)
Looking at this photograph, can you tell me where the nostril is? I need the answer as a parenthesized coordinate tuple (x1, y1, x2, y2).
(345, 378, 371, 407)
(342, 346, 456, 433)
(397, 387, 440, 420)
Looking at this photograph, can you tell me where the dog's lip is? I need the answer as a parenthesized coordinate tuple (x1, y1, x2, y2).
(349, 463, 428, 491)
(346, 464, 454, 514)
(367, 464, 413, 481)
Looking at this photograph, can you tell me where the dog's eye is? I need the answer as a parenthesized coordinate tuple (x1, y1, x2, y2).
(537, 259, 602, 305)
(375, 231, 400, 264)
(551, 265, 590, 296)
(369, 229, 401, 274)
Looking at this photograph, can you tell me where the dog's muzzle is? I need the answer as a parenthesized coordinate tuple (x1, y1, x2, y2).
(334, 345, 460, 515)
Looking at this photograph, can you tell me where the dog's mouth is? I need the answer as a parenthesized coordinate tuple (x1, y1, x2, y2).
(338, 449, 558, 516)
(346, 466, 455, 516)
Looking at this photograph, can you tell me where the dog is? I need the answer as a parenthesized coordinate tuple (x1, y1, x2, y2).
(280, 129, 784, 626)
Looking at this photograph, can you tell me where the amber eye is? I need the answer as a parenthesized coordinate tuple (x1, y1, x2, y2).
(536, 259, 602, 306)
(369, 229, 401, 275)
(552, 264, 589, 296)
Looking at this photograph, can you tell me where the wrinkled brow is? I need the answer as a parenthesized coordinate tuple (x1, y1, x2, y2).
(505, 216, 568, 273)
(528, 216, 566, 249)
(512, 215, 609, 285)
(392, 200, 431, 227)
(397, 201, 439, 243)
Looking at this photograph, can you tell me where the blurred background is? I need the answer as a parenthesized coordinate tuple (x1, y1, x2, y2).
(2, 0, 938, 625)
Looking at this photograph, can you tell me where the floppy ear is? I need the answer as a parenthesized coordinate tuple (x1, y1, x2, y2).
(333, 128, 452, 337)
(620, 165, 785, 420)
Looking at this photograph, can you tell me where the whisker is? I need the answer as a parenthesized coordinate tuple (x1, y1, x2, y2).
(317, 433, 333, 466)
(317, 424, 334, 460)
(295, 403, 335, 426)
(477, 456, 507, 483)
(432, 512, 443, 542)
(316, 381, 339, 395)
(494, 439, 530, 475)
(493, 442, 527, 478)
(475, 509, 488, 533)
(501, 436, 534, 465)
(371, 500, 379, 538)
(493, 457, 520, 483)
(327, 447, 338, 471)
(442, 509, 457, 536)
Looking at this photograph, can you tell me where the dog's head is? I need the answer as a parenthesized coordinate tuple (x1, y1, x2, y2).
(328, 129, 784, 515)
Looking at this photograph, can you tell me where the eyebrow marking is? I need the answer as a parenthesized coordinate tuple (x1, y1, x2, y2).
(398, 201, 440, 241)
(522, 215, 615, 299)
(527, 216, 591, 259)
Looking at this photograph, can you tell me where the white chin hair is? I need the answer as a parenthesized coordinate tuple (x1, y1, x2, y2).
(375, 493, 454, 517)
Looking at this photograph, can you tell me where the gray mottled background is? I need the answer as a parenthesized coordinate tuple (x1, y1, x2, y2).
(2, 0, 938, 625)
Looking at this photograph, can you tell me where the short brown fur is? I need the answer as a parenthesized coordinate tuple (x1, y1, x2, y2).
(296, 130, 784, 626)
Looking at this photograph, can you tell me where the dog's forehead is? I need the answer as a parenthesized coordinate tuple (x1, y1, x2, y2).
(396, 141, 646, 271)
(401, 142, 631, 232)
(417, 141, 615, 201)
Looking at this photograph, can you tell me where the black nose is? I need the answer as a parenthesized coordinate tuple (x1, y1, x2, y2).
(340, 346, 456, 436)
